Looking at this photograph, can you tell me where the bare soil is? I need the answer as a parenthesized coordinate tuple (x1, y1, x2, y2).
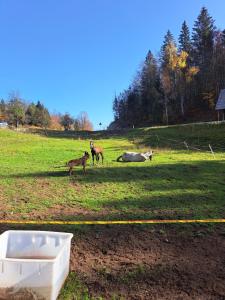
(0, 288, 44, 300)
(70, 225, 225, 299)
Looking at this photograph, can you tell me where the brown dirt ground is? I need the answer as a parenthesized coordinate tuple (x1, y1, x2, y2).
(0, 225, 225, 299)
(70, 225, 225, 300)
(0, 288, 44, 300)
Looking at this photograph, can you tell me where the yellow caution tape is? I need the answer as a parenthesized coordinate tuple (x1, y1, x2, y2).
(0, 219, 224, 225)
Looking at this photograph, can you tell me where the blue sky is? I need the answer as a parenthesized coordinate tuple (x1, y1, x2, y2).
(0, 0, 225, 129)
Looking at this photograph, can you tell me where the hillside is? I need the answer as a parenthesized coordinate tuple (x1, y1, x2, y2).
(0, 122, 225, 221)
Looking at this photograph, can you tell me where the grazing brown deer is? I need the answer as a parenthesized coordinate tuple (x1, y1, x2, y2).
(66, 151, 90, 175)
(90, 141, 104, 165)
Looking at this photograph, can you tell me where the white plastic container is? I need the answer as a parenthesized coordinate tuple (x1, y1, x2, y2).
(0, 230, 73, 300)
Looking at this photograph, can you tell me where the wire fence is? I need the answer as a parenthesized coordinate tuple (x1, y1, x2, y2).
(144, 134, 225, 159)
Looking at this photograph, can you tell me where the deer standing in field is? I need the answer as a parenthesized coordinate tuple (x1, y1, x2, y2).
(90, 140, 104, 165)
(67, 151, 90, 175)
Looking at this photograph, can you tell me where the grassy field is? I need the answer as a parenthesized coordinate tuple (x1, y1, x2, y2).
(0, 123, 225, 220)
(1, 123, 225, 299)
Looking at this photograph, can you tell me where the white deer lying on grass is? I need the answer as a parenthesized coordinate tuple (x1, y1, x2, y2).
(116, 150, 153, 162)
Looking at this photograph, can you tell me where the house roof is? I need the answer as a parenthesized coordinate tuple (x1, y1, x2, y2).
(216, 89, 225, 110)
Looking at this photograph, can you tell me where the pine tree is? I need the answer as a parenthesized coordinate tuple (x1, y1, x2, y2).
(112, 95, 119, 120)
(33, 101, 51, 128)
(179, 21, 192, 54)
(211, 30, 225, 98)
(191, 7, 216, 111)
(192, 7, 215, 67)
(140, 51, 161, 124)
(25, 103, 36, 125)
(222, 29, 225, 46)
(126, 86, 141, 127)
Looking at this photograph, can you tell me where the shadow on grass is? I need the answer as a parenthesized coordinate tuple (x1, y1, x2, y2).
(1, 160, 225, 220)
(0, 170, 69, 178)
(32, 190, 224, 221)
(2, 160, 225, 184)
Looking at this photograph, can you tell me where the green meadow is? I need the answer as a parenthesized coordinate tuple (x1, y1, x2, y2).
(0, 123, 225, 221)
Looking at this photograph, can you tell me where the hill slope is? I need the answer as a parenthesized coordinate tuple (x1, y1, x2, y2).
(0, 122, 225, 220)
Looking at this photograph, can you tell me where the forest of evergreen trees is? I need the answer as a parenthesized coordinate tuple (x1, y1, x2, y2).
(111, 7, 225, 128)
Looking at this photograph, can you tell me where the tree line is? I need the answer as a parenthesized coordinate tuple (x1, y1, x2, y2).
(0, 93, 93, 131)
(111, 7, 225, 128)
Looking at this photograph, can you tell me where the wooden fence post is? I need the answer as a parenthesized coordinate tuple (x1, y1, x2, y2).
(209, 144, 215, 158)
(184, 141, 189, 150)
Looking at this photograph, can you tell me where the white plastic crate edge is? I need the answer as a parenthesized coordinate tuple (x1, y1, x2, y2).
(0, 230, 73, 300)
(0, 230, 73, 262)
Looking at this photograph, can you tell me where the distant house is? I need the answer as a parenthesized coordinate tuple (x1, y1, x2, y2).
(0, 122, 8, 128)
(215, 89, 225, 121)
(0, 114, 8, 128)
